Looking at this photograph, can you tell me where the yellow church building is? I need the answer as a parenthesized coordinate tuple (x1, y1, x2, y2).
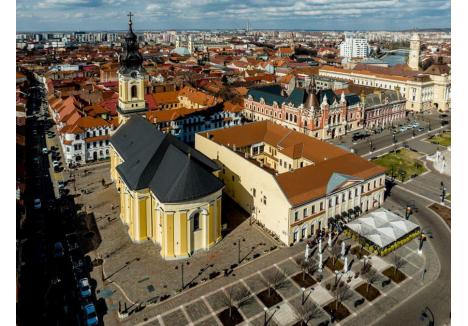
(110, 116, 224, 259)
(109, 15, 223, 260)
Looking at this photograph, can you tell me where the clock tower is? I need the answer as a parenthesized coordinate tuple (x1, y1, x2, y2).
(117, 12, 147, 125)
(408, 33, 420, 71)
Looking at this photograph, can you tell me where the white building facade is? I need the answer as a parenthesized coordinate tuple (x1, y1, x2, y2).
(339, 36, 370, 58)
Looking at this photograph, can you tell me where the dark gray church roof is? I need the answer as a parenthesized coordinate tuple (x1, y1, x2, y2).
(111, 116, 224, 203)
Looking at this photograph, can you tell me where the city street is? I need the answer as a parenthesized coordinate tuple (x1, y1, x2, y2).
(17, 75, 87, 326)
(372, 184, 451, 326)
(328, 111, 451, 158)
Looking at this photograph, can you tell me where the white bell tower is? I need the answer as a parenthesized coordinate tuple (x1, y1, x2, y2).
(408, 33, 420, 71)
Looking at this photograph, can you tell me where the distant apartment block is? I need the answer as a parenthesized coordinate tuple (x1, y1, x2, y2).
(339, 36, 370, 58)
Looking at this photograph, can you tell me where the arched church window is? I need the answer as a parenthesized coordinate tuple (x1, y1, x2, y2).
(131, 85, 137, 98)
(193, 212, 200, 231)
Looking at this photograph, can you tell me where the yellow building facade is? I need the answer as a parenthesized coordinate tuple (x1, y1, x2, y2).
(110, 116, 224, 259)
(196, 121, 386, 246)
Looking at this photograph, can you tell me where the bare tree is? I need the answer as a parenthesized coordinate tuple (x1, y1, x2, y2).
(295, 256, 314, 281)
(221, 286, 252, 318)
(330, 242, 341, 267)
(393, 253, 406, 277)
(294, 300, 323, 325)
(361, 266, 379, 293)
(261, 269, 287, 296)
(335, 282, 352, 310)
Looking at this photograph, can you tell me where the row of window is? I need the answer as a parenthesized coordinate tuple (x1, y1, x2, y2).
(292, 177, 384, 222)
(294, 202, 325, 221)
(86, 129, 109, 138)
(86, 140, 109, 149)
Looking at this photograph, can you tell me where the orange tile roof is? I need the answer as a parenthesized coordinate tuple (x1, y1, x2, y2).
(146, 107, 207, 123)
(201, 121, 385, 206)
(64, 112, 81, 126)
(179, 86, 219, 107)
(319, 66, 429, 82)
(85, 135, 110, 143)
(60, 124, 84, 134)
(223, 101, 243, 113)
(276, 153, 385, 206)
(76, 116, 111, 129)
(152, 91, 180, 105)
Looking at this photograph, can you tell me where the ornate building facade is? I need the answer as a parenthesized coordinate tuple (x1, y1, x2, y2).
(243, 84, 363, 140)
(362, 89, 406, 129)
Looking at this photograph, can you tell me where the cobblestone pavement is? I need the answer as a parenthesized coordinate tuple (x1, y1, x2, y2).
(70, 163, 439, 326)
(111, 198, 434, 326)
(71, 164, 280, 325)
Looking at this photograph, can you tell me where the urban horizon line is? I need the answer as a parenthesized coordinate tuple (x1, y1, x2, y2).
(17, 27, 451, 34)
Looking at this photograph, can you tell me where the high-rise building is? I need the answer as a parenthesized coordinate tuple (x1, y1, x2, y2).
(339, 35, 370, 58)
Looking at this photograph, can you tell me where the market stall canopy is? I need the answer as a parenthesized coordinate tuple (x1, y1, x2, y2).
(346, 208, 419, 248)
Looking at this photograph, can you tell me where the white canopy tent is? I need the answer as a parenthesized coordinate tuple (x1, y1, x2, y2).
(346, 208, 420, 249)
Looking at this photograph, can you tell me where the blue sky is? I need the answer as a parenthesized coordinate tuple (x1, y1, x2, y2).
(16, 0, 451, 32)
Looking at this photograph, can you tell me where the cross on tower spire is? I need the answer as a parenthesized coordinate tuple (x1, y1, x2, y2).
(127, 12, 133, 25)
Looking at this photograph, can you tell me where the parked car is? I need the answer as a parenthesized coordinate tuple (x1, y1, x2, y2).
(33, 198, 42, 209)
(78, 278, 92, 299)
(53, 160, 60, 167)
(352, 131, 370, 141)
(83, 303, 98, 326)
(58, 181, 65, 189)
(42, 147, 48, 154)
(54, 242, 65, 258)
(399, 127, 407, 132)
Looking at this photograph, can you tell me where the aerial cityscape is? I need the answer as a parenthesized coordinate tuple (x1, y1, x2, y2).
(16, 1, 452, 326)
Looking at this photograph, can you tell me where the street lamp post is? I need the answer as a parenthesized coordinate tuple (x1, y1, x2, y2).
(175, 261, 190, 290)
(334, 270, 342, 287)
(440, 181, 447, 204)
(263, 307, 268, 325)
(234, 238, 245, 264)
(301, 287, 306, 305)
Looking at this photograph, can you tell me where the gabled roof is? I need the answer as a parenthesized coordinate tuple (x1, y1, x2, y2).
(111, 116, 223, 202)
(326, 172, 361, 194)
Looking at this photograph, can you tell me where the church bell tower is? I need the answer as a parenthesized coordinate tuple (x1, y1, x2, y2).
(408, 33, 421, 71)
(117, 12, 147, 125)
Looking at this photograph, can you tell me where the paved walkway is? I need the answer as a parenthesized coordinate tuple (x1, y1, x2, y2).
(111, 203, 433, 326)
